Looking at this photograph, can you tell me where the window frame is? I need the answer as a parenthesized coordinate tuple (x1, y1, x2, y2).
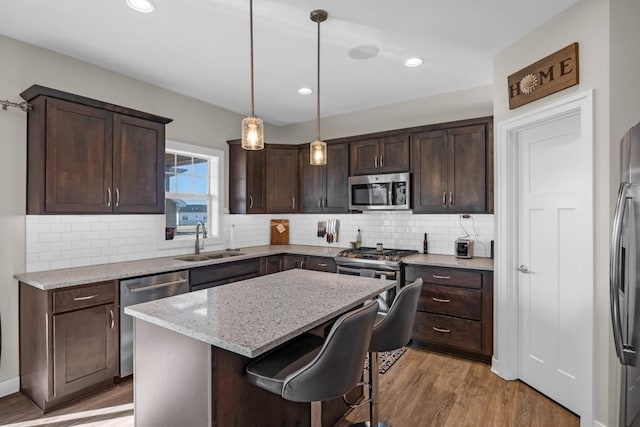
(157, 140, 224, 251)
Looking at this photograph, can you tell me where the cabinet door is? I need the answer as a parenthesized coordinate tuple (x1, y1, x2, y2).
(283, 255, 305, 270)
(113, 114, 165, 213)
(266, 147, 298, 213)
(411, 130, 448, 213)
(350, 139, 379, 175)
(45, 98, 113, 213)
(53, 303, 117, 397)
(447, 125, 486, 212)
(247, 149, 267, 214)
(325, 143, 350, 212)
(298, 145, 325, 213)
(379, 135, 410, 173)
(261, 255, 284, 275)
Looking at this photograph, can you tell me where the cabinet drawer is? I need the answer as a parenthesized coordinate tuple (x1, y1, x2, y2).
(418, 284, 481, 320)
(53, 281, 116, 314)
(305, 256, 336, 273)
(412, 312, 482, 353)
(405, 265, 482, 289)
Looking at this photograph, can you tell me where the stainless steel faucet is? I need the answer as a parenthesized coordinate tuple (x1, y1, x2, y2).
(195, 222, 207, 254)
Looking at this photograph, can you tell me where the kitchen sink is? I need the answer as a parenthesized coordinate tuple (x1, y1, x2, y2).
(175, 251, 246, 262)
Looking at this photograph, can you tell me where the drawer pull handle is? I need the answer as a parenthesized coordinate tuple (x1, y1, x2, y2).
(432, 297, 451, 303)
(432, 275, 451, 280)
(74, 294, 99, 301)
(317, 263, 328, 267)
(432, 327, 451, 334)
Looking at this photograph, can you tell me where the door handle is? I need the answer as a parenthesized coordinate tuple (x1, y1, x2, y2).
(107, 187, 112, 207)
(449, 191, 453, 207)
(109, 309, 115, 330)
(249, 195, 254, 209)
(292, 197, 296, 210)
(611, 181, 636, 365)
(115, 188, 120, 208)
(380, 155, 384, 168)
(517, 265, 531, 274)
(442, 192, 446, 207)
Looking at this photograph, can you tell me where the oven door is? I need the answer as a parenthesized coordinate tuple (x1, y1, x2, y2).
(336, 265, 398, 311)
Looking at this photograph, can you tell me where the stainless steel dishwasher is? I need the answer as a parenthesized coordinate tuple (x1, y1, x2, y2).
(119, 270, 189, 377)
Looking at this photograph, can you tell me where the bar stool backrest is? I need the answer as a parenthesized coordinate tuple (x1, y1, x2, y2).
(282, 300, 379, 402)
(369, 278, 423, 353)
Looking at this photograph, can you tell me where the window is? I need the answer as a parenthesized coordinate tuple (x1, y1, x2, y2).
(164, 141, 223, 243)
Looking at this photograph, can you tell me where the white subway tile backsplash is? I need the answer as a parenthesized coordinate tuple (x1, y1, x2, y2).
(25, 211, 494, 272)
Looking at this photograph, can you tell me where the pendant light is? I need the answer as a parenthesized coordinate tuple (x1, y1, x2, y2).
(309, 10, 328, 165)
(241, 0, 264, 150)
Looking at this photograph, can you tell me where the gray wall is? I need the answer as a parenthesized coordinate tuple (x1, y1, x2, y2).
(493, 0, 611, 423)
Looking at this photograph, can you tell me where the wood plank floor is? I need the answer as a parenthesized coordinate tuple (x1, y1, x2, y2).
(0, 348, 579, 427)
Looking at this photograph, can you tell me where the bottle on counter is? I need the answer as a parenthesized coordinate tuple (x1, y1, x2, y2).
(423, 233, 428, 254)
(355, 228, 362, 249)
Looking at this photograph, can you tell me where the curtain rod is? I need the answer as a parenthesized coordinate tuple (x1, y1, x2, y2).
(1, 99, 32, 112)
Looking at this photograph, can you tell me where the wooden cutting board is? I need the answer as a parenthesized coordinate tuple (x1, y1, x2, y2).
(270, 219, 289, 245)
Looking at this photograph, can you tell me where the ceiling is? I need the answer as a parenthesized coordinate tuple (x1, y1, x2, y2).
(0, 0, 578, 126)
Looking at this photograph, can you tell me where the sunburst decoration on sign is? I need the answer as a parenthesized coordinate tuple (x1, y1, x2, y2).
(519, 73, 538, 95)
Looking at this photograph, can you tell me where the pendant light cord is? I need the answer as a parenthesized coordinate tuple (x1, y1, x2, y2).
(250, 0, 255, 117)
(316, 17, 321, 142)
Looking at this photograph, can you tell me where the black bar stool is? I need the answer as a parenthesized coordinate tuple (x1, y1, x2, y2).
(352, 278, 423, 427)
(246, 300, 379, 427)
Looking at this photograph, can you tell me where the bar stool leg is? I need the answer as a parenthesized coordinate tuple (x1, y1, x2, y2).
(311, 401, 322, 427)
(351, 351, 390, 427)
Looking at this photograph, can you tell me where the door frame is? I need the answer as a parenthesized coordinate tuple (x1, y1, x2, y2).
(493, 90, 594, 425)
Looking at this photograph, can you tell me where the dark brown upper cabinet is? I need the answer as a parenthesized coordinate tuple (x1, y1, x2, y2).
(266, 146, 299, 213)
(228, 140, 267, 214)
(350, 135, 410, 176)
(298, 142, 349, 213)
(21, 85, 171, 215)
(412, 118, 493, 214)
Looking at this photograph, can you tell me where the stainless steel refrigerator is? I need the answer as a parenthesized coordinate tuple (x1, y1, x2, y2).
(611, 122, 640, 427)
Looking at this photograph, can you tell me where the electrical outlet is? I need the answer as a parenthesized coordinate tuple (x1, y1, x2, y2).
(461, 214, 471, 219)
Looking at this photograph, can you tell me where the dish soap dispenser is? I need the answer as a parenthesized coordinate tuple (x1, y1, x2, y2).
(355, 228, 362, 249)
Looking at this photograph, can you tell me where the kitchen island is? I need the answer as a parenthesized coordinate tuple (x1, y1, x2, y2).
(124, 268, 394, 427)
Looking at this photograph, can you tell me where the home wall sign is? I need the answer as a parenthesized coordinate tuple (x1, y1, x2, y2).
(507, 42, 579, 109)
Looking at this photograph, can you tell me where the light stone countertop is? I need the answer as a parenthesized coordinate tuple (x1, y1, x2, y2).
(124, 269, 394, 358)
(402, 253, 494, 271)
(14, 245, 343, 290)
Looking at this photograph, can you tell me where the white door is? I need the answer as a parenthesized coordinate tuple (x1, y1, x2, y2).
(517, 110, 590, 414)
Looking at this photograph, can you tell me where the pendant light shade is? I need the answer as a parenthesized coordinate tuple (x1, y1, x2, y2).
(241, 116, 264, 150)
(242, 0, 264, 150)
(309, 9, 327, 165)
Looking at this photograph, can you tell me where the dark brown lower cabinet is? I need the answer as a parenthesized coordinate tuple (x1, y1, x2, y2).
(53, 304, 118, 397)
(283, 255, 305, 270)
(405, 265, 493, 362)
(20, 280, 118, 412)
(261, 255, 284, 275)
(190, 259, 262, 291)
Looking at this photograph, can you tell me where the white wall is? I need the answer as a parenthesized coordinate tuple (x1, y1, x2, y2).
(492, 0, 611, 424)
(0, 34, 277, 390)
(271, 85, 493, 143)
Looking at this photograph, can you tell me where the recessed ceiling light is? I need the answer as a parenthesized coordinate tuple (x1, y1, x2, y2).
(127, 0, 155, 13)
(297, 88, 313, 95)
(404, 57, 424, 68)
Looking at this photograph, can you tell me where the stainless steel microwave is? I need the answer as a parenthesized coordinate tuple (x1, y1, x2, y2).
(348, 173, 410, 211)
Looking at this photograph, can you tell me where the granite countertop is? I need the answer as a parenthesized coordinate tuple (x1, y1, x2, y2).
(124, 269, 394, 358)
(15, 245, 343, 290)
(402, 253, 493, 271)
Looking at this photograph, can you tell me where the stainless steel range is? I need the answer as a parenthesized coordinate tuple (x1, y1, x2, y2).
(334, 247, 418, 310)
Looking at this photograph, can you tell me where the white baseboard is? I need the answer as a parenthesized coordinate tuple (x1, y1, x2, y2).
(593, 421, 607, 427)
(0, 376, 19, 398)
